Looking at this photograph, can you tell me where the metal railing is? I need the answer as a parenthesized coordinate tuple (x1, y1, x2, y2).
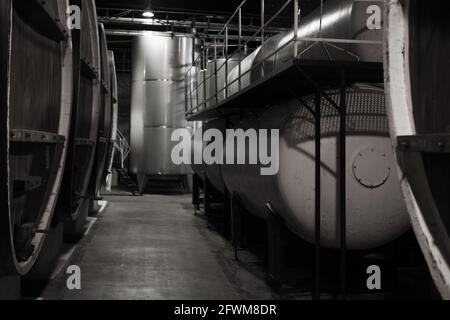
(184, 0, 385, 118)
(115, 129, 131, 169)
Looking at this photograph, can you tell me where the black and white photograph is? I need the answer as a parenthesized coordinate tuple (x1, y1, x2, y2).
(0, 0, 449, 312)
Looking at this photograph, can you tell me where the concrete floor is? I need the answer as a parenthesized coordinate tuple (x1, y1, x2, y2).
(41, 192, 277, 300)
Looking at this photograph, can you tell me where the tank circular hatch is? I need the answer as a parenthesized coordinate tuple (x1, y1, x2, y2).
(352, 147, 391, 189)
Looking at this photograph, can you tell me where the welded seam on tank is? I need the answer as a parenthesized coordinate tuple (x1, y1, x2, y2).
(144, 125, 188, 129)
(140, 79, 184, 82)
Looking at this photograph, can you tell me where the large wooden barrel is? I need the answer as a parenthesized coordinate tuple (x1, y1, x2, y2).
(56, 0, 100, 234)
(385, 0, 450, 298)
(0, 0, 72, 275)
(105, 50, 119, 179)
(89, 23, 112, 205)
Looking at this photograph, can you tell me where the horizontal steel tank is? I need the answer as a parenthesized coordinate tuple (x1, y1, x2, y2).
(205, 54, 247, 107)
(191, 0, 409, 250)
(198, 0, 385, 198)
(191, 119, 227, 194)
(187, 67, 206, 112)
(228, 48, 261, 96)
(0, 0, 73, 275)
(130, 32, 194, 184)
(222, 86, 410, 250)
(229, 0, 383, 95)
(384, 0, 450, 298)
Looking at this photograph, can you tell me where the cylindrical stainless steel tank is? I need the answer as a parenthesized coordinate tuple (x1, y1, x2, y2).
(130, 32, 195, 183)
(384, 0, 450, 298)
(229, 0, 383, 95)
(222, 86, 410, 250)
(0, 0, 73, 275)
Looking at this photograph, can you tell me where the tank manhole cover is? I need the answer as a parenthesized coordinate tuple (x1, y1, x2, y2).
(352, 147, 391, 189)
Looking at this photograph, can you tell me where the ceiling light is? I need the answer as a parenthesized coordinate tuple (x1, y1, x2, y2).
(142, 10, 154, 18)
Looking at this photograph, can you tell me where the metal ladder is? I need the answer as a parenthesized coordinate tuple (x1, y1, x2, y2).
(115, 168, 142, 196)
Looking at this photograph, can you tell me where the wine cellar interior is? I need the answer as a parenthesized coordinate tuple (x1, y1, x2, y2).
(0, 0, 450, 303)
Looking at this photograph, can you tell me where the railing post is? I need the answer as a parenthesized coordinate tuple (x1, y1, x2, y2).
(238, 7, 242, 91)
(225, 26, 229, 99)
(261, 0, 265, 77)
(185, 73, 188, 113)
(203, 66, 206, 110)
(189, 69, 193, 113)
(203, 48, 205, 69)
(294, 0, 299, 58)
(203, 47, 207, 109)
(214, 39, 218, 105)
(314, 92, 321, 300)
(339, 69, 347, 300)
(195, 61, 199, 109)
(261, 0, 265, 48)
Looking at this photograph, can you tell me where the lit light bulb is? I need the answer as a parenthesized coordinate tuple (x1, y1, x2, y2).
(142, 10, 154, 18)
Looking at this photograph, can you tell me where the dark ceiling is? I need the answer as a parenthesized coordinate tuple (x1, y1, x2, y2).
(96, 0, 321, 16)
(97, 0, 324, 72)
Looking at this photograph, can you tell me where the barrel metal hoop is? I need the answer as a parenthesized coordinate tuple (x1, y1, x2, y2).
(80, 58, 99, 80)
(13, 0, 68, 42)
(9, 129, 65, 144)
(74, 138, 96, 146)
(398, 134, 450, 153)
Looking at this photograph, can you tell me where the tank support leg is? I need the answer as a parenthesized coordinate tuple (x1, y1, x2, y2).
(289, 90, 323, 299)
(230, 192, 243, 260)
(136, 173, 147, 194)
(314, 92, 322, 300)
(192, 174, 201, 215)
(202, 171, 211, 228)
(339, 69, 347, 300)
(266, 214, 288, 286)
(292, 64, 349, 299)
